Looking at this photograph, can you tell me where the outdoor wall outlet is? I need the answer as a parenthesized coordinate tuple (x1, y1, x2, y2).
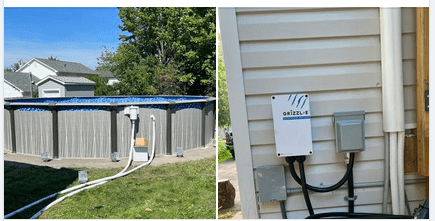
(333, 111, 366, 153)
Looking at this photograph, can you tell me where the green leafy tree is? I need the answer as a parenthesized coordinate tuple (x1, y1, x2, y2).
(86, 75, 115, 96)
(218, 34, 230, 127)
(98, 7, 216, 96)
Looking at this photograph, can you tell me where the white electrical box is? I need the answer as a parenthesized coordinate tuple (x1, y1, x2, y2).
(133, 147, 149, 162)
(271, 94, 313, 157)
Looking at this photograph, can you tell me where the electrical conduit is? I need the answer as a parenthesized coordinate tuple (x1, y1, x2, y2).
(379, 8, 406, 215)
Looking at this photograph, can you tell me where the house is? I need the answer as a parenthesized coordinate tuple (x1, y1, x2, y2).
(4, 71, 39, 99)
(98, 70, 120, 85)
(220, 7, 428, 219)
(16, 57, 98, 80)
(35, 75, 95, 98)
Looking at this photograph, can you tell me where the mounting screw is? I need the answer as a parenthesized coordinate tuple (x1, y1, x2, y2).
(277, 153, 281, 156)
(272, 96, 275, 99)
(305, 94, 308, 97)
(309, 151, 313, 154)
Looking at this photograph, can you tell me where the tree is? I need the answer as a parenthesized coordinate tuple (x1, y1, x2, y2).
(86, 75, 115, 96)
(218, 34, 230, 127)
(98, 7, 216, 96)
(10, 59, 27, 72)
(48, 55, 59, 60)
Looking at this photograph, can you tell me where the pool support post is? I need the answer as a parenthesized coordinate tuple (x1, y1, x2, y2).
(49, 103, 59, 159)
(110, 103, 118, 154)
(166, 101, 175, 155)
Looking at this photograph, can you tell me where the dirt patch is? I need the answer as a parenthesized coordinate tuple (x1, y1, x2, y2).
(3, 141, 216, 169)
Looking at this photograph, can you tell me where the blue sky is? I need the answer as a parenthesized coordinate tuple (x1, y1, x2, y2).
(4, 7, 128, 70)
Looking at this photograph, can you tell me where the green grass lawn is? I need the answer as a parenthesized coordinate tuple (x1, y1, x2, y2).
(5, 157, 216, 219)
(218, 140, 233, 163)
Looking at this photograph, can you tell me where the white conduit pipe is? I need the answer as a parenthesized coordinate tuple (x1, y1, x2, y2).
(5, 115, 156, 219)
(389, 132, 399, 214)
(379, 8, 405, 215)
(398, 131, 405, 214)
(382, 133, 390, 213)
(30, 181, 109, 219)
(30, 115, 157, 219)
(5, 121, 137, 219)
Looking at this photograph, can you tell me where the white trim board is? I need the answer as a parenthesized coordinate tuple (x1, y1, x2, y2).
(219, 8, 259, 219)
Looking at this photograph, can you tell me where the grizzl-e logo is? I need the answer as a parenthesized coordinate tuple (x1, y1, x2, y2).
(283, 110, 309, 116)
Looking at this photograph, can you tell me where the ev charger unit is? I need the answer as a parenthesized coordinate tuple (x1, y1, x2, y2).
(271, 94, 313, 157)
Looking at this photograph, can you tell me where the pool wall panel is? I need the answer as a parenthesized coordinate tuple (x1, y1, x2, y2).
(14, 111, 52, 156)
(4, 96, 216, 159)
(204, 102, 216, 144)
(58, 111, 111, 158)
(172, 109, 202, 153)
(4, 110, 12, 151)
(117, 107, 168, 157)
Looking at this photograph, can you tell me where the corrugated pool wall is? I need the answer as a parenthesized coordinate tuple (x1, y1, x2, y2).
(221, 7, 427, 219)
(4, 100, 215, 159)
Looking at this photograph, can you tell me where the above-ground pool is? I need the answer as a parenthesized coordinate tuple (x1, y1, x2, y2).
(4, 96, 216, 159)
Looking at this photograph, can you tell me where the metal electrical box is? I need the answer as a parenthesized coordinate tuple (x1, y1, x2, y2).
(256, 165, 287, 202)
(271, 94, 313, 157)
(333, 111, 365, 153)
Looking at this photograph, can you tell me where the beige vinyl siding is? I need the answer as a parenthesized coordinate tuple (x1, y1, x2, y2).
(226, 7, 424, 218)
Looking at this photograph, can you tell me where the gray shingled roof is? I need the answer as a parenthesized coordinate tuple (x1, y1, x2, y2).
(43, 75, 96, 85)
(98, 70, 117, 78)
(36, 58, 98, 75)
(4, 72, 39, 93)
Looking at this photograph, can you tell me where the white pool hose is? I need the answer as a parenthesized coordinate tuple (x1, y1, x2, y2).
(5, 114, 156, 219)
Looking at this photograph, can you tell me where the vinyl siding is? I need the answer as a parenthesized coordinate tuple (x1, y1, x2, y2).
(38, 80, 65, 97)
(4, 82, 24, 99)
(223, 7, 424, 218)
(65, 85, 95, 97)
(20, 60, 57, 80)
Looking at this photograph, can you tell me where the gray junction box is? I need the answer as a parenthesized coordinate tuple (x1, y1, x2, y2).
(333, 111, 366, 153)
(256, 165, 287, 202)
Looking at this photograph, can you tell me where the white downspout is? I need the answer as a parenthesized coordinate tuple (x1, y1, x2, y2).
(379, 8, 405, 215)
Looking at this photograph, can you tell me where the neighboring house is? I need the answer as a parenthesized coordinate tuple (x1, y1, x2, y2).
(98, 70, 120, 85)
(4, 71, 39, 99)
(16, 57, 98, 80)
(35, 75, 95, 98)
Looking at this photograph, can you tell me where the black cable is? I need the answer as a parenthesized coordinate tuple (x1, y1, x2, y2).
(280, 201, 287, 219)
(297, 156, 314, 216)
(305, 212, 413, 219)
(286, 153, 355, 193)
(348, 169, 354, 213)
